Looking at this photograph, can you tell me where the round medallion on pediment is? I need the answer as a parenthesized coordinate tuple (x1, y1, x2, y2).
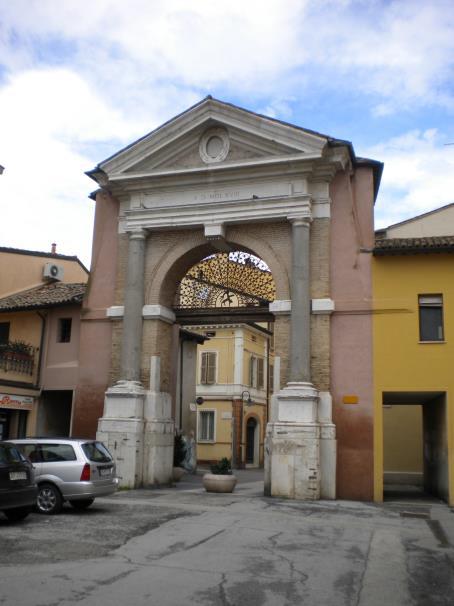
(199, 127, 230, 164)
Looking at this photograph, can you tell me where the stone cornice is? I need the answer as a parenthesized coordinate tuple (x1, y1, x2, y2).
(122, 194, 312, 232)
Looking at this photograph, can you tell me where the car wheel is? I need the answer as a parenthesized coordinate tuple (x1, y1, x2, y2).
(4, 506, 32, 522)
(36, 483, 63, 515)
(69, 499, 94, 510)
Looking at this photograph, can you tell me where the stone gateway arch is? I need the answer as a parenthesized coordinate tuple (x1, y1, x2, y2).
(73, 97, 382, 501)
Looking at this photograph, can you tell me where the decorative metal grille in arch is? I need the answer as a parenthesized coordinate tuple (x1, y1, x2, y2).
(176, 251, 276, 309)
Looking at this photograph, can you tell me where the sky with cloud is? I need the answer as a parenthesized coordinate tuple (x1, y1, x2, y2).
(0, 0, 453, 265)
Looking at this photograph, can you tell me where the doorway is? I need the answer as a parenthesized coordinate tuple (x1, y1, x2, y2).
(0, 411, 9, 440)
(382, 392, 449, 502)
(246, 417, 259, 466)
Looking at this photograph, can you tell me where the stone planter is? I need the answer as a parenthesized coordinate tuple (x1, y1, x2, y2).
(202, 473, 237, 493)
(172, 467, 185, 482)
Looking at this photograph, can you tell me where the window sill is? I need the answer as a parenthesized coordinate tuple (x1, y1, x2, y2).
(197, 440, 215, 444)
(418, 340, 446, 344)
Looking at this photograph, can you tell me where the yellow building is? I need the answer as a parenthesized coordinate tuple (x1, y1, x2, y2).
(0, 246, 88, 439)
(190, 323, 274, 468)
(373, 205, 454, 505)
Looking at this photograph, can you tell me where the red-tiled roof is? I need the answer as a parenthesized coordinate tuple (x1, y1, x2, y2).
(374, 236, 454, 255)
(0, 283, 86, 312)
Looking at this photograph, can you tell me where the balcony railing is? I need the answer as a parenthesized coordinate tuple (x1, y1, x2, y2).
(0, 342, 36, 376)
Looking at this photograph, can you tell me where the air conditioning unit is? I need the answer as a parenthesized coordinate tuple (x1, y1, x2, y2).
(43, 263, 64, 281)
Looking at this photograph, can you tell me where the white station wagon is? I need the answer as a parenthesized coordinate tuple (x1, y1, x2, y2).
(11, 438, 119, 514)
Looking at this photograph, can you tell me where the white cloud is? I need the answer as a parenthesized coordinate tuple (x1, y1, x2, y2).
(364, 129, 454, 228)
(0, 69, 150, 265)
(0, 0, 453, 266)
(1, 0, 452, 110)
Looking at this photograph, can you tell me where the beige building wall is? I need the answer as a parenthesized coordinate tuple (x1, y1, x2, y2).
(384, 204, 454, 238)
(0, 249, 88, 297)
(0, 249, 87, 439)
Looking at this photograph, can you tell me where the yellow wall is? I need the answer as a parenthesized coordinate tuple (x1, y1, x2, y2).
(373, 253, 454, 504)
(243, 331, 267, 385)
(196, 400, 233, 462)
(383, 405, 423, 472)
(197, 328, 235, 384)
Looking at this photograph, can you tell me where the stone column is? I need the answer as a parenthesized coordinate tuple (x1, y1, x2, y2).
(97, 228, 148, 488)
(121, 228, 147, 384)
(266, 214, 321, 500)
(289, 217, 311, 383)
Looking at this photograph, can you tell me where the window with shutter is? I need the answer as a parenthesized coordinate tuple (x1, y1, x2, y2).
(257, 358, 264, 389)
(269, 364, 274, 392)
(249, 355, 256, 387)
(200, 351, 217, 384)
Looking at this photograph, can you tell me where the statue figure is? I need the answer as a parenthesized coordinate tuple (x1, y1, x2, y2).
(181, 430, 197, 473)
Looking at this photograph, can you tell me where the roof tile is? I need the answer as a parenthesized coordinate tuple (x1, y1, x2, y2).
(0, 283, 86, 312)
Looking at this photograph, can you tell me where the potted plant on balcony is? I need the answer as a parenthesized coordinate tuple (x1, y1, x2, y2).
(202, 458, 237, 493)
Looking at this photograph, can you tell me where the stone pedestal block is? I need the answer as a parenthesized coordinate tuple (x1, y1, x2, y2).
(142, 391, 174, 486)
(268, 422, 320, 499)
(97, 381, 146, 488)
(266, 381, 322, 500)
(320, 423, 336, 499)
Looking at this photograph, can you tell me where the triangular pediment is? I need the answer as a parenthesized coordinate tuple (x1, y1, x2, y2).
(95, 98, 332, 180)
(124, 121, 304, 174)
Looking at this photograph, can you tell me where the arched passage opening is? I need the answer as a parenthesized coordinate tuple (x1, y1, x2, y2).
(163, 248, 279, 471)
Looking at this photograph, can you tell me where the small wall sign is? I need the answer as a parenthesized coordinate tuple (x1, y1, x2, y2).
(342, 395, 359, 405)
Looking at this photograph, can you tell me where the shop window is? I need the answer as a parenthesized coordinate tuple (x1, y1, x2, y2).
(0, 322, 10, 345)
(419, 295, 444, 341)
(58, 318, 72, 343)
(198, 410, 215, 442)
(200, 351, 217, 384)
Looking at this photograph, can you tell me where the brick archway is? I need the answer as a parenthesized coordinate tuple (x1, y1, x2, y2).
(144, 224, 290, 308)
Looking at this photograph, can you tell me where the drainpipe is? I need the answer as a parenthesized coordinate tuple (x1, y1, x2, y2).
(266, 325, 270, 426)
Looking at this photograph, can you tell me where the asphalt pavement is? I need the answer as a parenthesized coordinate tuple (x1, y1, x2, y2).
(1, 470, 453, 606)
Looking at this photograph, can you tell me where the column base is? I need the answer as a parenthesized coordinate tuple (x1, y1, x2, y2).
(267, 421, 320, 499)
(276, 381, 319, 423)
(265, 382, 337, 500)
(97, 382, 146, 489)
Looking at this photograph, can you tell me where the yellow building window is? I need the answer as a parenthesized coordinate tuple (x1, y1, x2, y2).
(200, 351, 217, 384)
(249, 356, 265, 389)
(419, 295, 444, 341)
(198, 410, 215, 442)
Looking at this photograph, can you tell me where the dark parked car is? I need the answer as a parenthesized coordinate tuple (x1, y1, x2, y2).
(0, 441, 37, 521)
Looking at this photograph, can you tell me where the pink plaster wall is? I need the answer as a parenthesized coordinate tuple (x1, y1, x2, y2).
(42, 305, 81, 390)
(330, 167, 375, 500)
(72, 191, 119, 438)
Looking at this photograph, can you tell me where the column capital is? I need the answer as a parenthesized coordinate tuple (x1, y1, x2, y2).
(288, 214, 312, 227)
(127, 228, 148, 241)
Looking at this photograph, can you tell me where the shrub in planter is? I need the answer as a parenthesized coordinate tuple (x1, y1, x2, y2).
(203, 458, 237, 493)
(210, 458, 232, 475)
